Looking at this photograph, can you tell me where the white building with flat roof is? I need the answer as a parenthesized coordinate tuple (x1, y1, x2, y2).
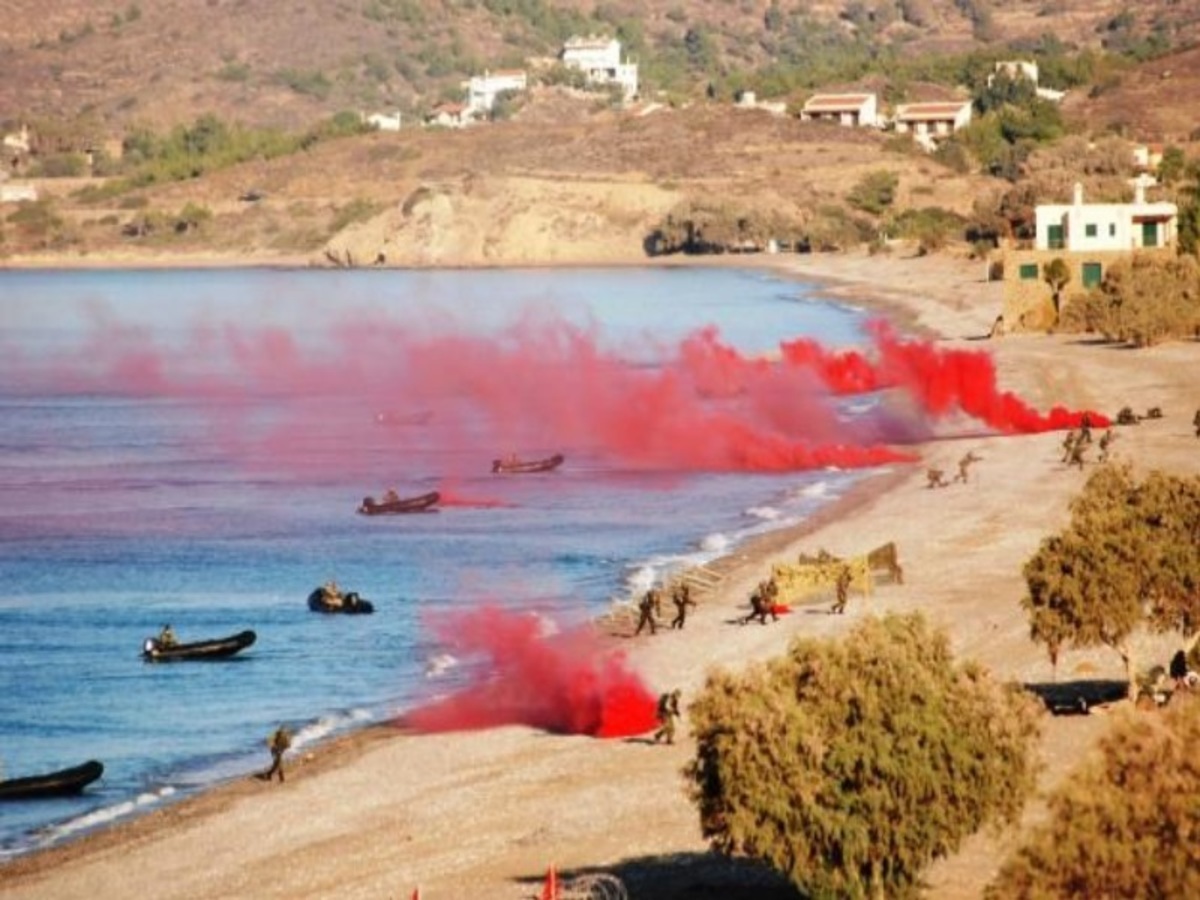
(1035, 180, 1176, 253)
(561, 36, 638, 100)
(466, 69, 528, 115)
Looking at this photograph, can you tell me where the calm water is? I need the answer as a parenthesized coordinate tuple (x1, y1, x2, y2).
(0, 266, 877, 858)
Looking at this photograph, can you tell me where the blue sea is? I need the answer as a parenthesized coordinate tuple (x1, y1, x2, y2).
(0, 265, 878, 859)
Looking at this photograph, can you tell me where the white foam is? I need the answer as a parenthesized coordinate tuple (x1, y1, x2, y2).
(799, 480, 828, 498)
(424, 652, 458, 679)
(34, 784, 176, 848)
(698, 532, 731, 552)
(290, 708, 373, 751)
(746, 505, 781, 521)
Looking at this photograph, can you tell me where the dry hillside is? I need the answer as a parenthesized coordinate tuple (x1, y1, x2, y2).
(1, 0, 1195, 132)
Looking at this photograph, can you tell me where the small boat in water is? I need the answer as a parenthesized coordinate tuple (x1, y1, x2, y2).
(0, 760, 104, 800)
(491, 453, 565, 474)
(357, 490, 440, 515)
(142, 630, 257, 662)
(307, 585, 374, 614)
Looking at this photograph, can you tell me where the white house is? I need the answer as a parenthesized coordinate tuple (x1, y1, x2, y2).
(800, 93, 879, 127)
(734, 91, 788, 116)
(466, 69, 528, 115)
(1035, 180, 1177, 253)
(0, 182, 38, 203)
(1002, 179, 1179, 329)
(893, 101, 972, 149)
(561, 36, 638, 100)
(364, 111, 402, 132)
(424, 102, 472, 129)
(989, 60, 1065, 103)
(1132, 143, 1165, 173)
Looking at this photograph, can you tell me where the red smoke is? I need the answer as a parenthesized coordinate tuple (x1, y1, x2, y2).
(15, 312, 1103, 477)
(402, 606, 659, 738)
(781, 322, 1107, 432)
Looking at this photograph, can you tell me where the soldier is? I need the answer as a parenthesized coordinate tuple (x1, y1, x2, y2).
(831, 563, 853, 615)
(926, 468, 948, 489)
(158, 624, 178, 648)
(653, 690, 681, 745)
(1079, 414, 1093, 444)
(1060, 429, 1077, 462)
(743, 580, 778, 625)
(1098, 428, 1117, 463)
(634, 587, 659, 636)
(1193, 408, 1200, 437)
(953, 451, 982, 484)
(669, 582, 697, 629)
(1067, 438, 1088, 469)
(263, 725, 292, 783)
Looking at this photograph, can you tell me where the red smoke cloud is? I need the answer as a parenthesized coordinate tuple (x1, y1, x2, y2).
(402, 606, 658, 738)
(16, 312, 1103, 478)
(780, 322, 1107, 432)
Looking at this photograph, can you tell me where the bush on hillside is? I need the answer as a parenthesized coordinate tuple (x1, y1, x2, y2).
(687, 612, 1041, 900)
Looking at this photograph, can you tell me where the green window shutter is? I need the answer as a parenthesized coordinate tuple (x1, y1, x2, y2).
(1085, 223, 1097, 237)
(1047, 224, 1064, 249)
(1019, 263, 1039, 280)
(1082, 262, 1102, 288)
(1142, 221, 1158, 247)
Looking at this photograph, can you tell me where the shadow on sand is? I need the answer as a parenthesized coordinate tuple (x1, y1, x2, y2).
(1023, 678, 1128, 715)
(514, 852, 801, 899)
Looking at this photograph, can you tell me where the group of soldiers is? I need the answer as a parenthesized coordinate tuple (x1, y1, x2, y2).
(926, 450, 983, 489)
(634, 581, 698, 636)
(742, 577, 780, 625)
(1061, 417, 1119, 468)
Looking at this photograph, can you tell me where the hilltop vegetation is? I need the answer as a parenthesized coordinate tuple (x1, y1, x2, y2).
(2, 0, 1200, 269)
(2, 0, 1198, 132)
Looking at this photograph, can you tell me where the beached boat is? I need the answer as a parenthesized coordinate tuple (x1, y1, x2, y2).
(142, 630, 257, 662)
(491, 453, 565, 474)
(0, 760, 104, 800)
(307, 587, 375, 614)
(357, 490, 440, 515)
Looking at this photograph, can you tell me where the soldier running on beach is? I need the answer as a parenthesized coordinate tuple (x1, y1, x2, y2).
(743, 579, 778, 625)
(1067, 438, 1088, 469)
(669, 582, 697, 629)
(1098, 428, 1117, 463)
(953, 451, 982, 484)
(262, 725, 292, 783)
(831, 563, 853, 615)
(1061, 430, 1078, 463)
(653, 690, 681, 744)
(635, 587, 660, 636)
(926, 468, 949, 489)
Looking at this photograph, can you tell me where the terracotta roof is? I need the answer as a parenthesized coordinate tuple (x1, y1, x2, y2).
(896, 102, 970, 120)
(803, 93, 874, 111)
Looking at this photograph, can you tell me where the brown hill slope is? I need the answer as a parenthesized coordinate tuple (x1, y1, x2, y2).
(9, 98, 998, 266)
(1, 0, 1194, 133)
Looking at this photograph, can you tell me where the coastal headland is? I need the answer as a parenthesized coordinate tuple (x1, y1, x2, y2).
(1, 248, 1197, 900)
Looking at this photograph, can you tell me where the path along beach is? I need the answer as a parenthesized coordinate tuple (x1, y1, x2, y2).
(2, 248, 1197, 900)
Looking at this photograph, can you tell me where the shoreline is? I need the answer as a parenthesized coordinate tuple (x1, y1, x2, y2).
(3, 249, 1197, 899)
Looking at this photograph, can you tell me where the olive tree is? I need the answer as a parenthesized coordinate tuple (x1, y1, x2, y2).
(987, 696, 1200, 899)
(1022, 464, 1200, 696)
(1043, 256, 1071, 319)
(686, 613, 1041, 900)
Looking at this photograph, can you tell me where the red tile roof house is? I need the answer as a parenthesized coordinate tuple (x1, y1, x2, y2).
(800, 93, 879, 128)
(893, 100, 972, 149)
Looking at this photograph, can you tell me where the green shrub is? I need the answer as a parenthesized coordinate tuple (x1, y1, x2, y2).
(987, 696, 1200, 899)
(688, 612, 1041, 900)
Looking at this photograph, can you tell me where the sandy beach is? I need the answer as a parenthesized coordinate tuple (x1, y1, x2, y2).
(3, 248, 1198, 900)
